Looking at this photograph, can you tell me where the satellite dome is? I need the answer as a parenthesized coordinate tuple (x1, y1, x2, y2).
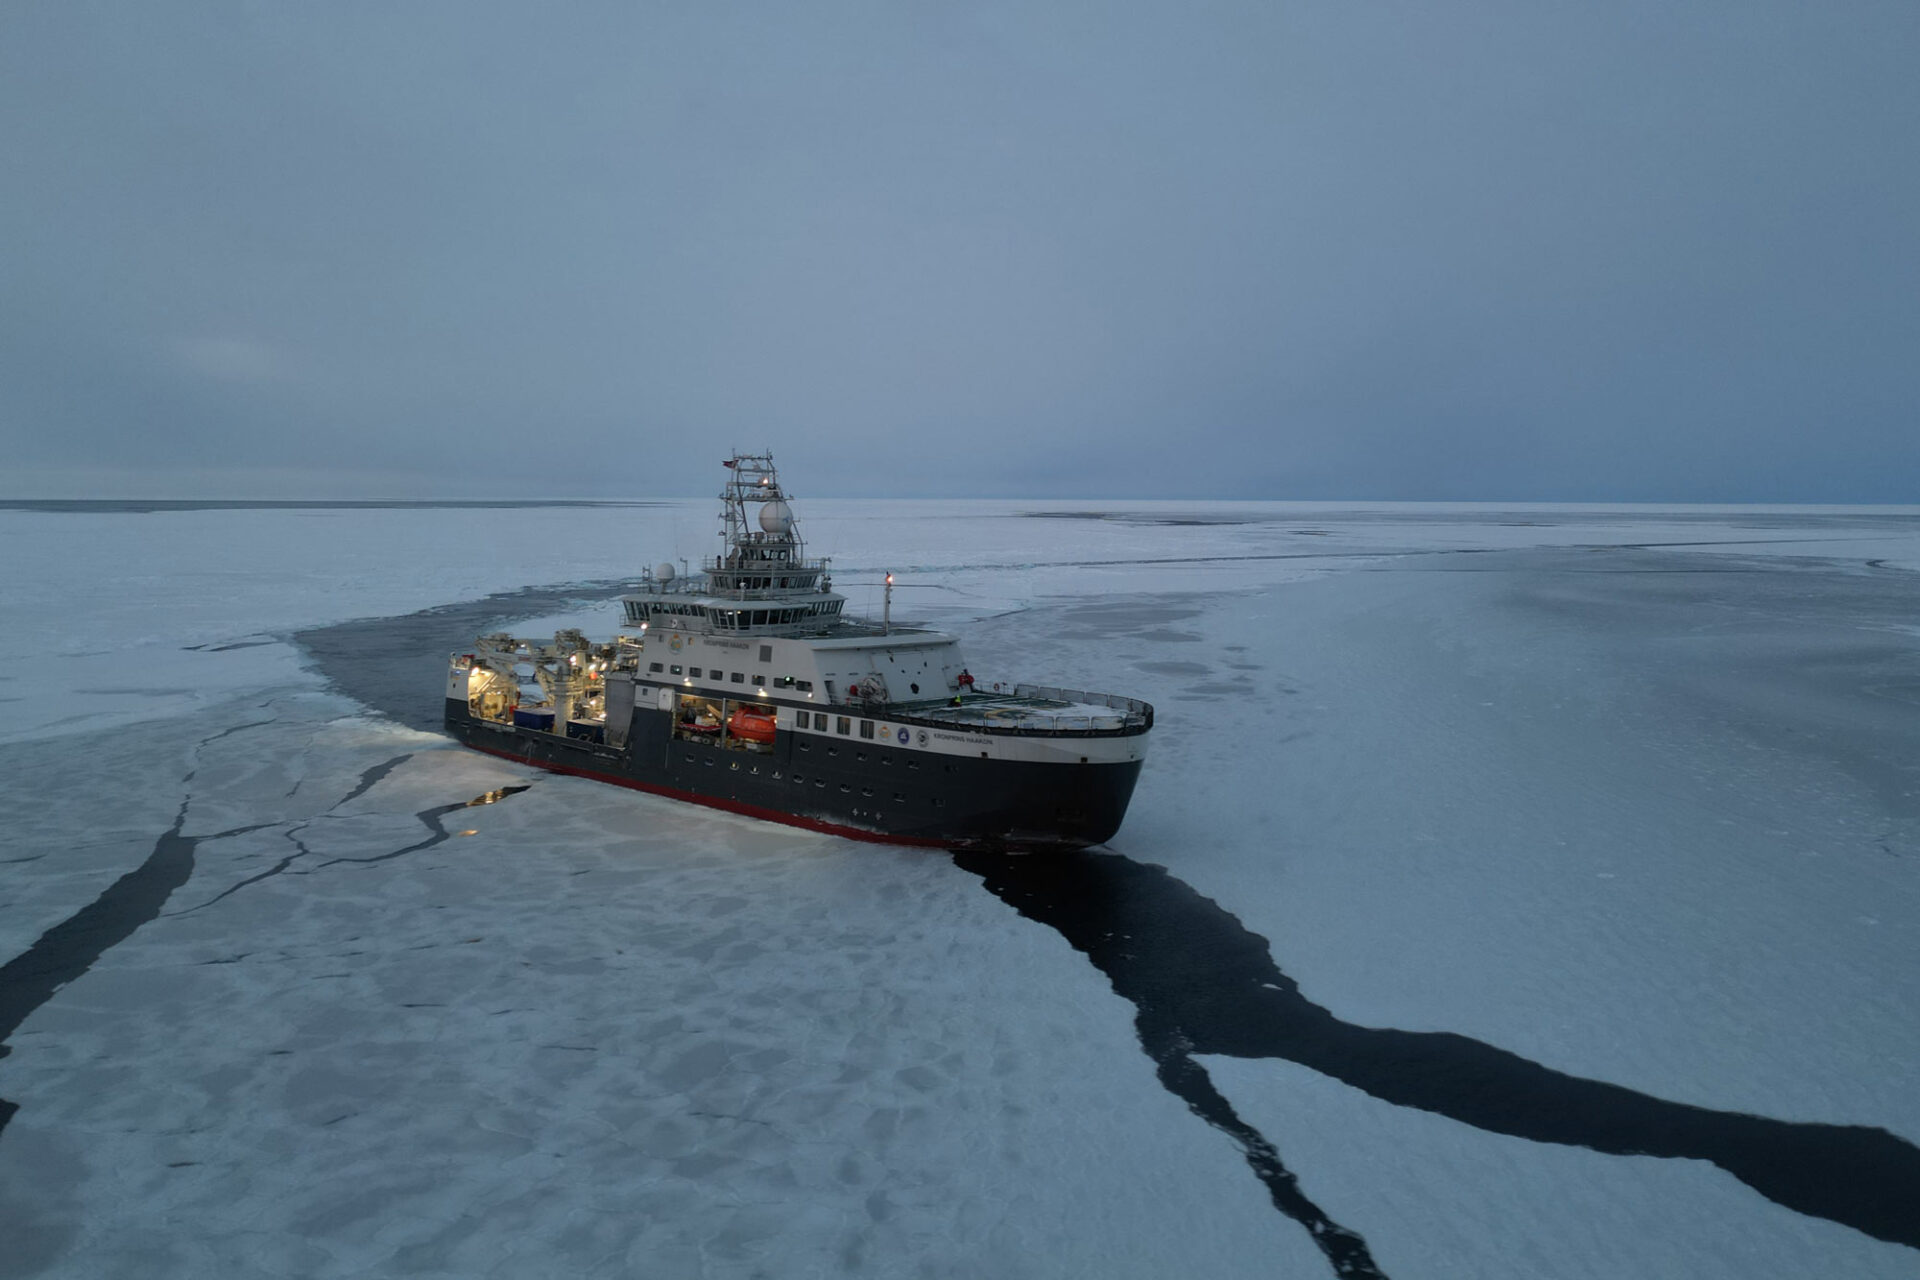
(758, 500, 794, 535)
(655, 562, 676, 583)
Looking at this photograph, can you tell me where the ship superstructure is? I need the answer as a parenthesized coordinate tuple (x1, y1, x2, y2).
(445, 453, 1152, 850)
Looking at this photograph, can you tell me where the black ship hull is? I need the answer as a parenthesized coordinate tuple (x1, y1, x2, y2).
(445, 698, 1143, 851)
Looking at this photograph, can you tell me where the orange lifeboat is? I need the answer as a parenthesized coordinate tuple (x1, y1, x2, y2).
(728, 707, 777, 744)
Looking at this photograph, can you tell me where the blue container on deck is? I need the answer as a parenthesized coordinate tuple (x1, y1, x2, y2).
(566, 719, 605, 744)
(513, 708, 556, 730)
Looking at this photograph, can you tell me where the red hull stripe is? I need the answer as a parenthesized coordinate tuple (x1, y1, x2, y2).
(460, 740, 954, 849)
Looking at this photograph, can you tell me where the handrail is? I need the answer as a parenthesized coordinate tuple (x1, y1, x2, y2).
(872, 685, 1154, 738)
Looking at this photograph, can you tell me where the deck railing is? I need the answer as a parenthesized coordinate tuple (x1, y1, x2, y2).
(879, 686, 1154, 737)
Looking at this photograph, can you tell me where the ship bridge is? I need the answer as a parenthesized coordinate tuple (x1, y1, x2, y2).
(621, 451, 849, 636)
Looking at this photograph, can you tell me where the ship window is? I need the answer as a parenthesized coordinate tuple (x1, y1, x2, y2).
(689, 667, 702, 678)
(859, 721, 875, 739)
(861, 787, 873, 797)
(753, 675, 765, 686)
(779, 675, 795, 687)
(839, 784, 851, 793)
(798, 680, 813, 692)
(907, 761, 920, 770)
(649, 662, 663, 673)
(731, 672, 744, 683)
(813, 713, 827, 730)
(759, 645, 773, 662)
(836, 717, 850, 735)
(670, 665, 683, 675)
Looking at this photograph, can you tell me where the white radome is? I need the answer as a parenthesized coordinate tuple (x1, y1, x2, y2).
(758, 500, 794, 535)
(655, 562, 676, 583)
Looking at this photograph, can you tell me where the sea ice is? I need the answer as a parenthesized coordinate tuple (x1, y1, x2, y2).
(1, 500, 1916, 1277)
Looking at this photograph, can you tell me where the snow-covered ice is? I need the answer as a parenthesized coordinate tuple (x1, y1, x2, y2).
(2, 500, 1917, 1278)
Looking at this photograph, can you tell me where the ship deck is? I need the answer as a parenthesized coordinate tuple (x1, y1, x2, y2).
(884, 685, 1152, 736)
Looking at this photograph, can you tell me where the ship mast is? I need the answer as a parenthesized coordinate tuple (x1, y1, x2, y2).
(705, 452, 832, 604)
(717, 453, 804, 579)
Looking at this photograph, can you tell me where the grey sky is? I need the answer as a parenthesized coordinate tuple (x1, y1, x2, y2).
(4, 1, 1916, 500)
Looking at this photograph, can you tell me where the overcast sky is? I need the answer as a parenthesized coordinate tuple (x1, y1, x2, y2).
(4, 1, 1917, 500)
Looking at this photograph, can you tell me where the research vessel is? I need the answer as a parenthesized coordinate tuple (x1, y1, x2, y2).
(444, 454, 1152, 849)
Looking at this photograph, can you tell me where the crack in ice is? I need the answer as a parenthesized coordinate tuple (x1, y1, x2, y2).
(317, 785, 531, 870)
(958, 848, 1920, 1273)
(170, 752, 416, 914)
(0, 718, 279, 1135)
